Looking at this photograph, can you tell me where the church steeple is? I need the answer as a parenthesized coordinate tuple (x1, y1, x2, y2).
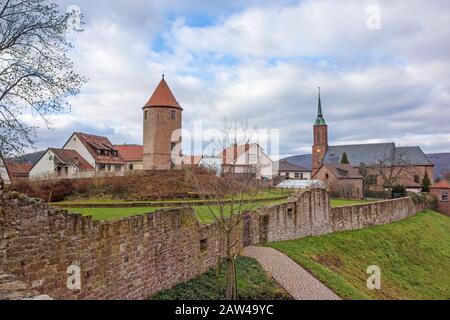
(312, 87, 328, 175)
(315, 87, 326, 125)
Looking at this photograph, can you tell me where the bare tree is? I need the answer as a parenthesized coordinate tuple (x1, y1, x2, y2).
(0, 0, 86, 156)
(187, 119, 266, 300)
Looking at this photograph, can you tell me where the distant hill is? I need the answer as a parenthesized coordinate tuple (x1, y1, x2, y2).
(283, 152, 450, 178)
(427, 153, 450, 178)
(283, 154, 312, 170)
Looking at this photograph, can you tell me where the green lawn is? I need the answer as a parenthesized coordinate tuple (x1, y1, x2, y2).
(151, 257, 292, 300)
(266, 210, 450, 300)
(69, 199, 286, 223)
(330, 198, 377, 207)
(53, 189, 289, 206)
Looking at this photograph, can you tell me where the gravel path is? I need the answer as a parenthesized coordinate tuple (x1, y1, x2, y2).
(243, 246, 341, 300)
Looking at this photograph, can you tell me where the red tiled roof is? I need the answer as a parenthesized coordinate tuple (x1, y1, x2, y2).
(143, 78, 182, 110)
(114, 145, 143, 162)
(74, 132, 125, 165)
(218, 144, 259, 164)
(320, 164, 363, 179)
(430, 180, 450, 189)
(6, 161, 33, 179)
(50, 148, 94, 171)
(182, 155, 203, 165)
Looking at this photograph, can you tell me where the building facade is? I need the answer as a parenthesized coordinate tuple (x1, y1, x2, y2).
(311, 90, 434, 192)
(115, 144, 143, 171)
(62, 132, 125, 175)
(0, 154, 11, 184)
(29, 148, 95, 180)
(143, 77, 183, 170)
(312, 163, 364, 199)
(430, 180, 450, 216)
(277, 159, 311, 180)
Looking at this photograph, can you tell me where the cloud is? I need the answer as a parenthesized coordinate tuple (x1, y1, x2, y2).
(24, 0, 450, 158)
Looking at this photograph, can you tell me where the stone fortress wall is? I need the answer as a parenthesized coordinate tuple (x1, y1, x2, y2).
(0, 182, 424, 300)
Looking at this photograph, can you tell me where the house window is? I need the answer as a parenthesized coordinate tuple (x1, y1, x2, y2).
(300, 173, 304, 180)
(285, 172, 289, 177)
(115, 165, 121, 172)
(144, 110, 148, 120)
(294, 173, 300, 178)
(99, 164, 106, 171)
(65, 167, 69, 176)
(129, 164, 134, 170)
(442, 192, 449, 202)
(171, 110, 176, 119)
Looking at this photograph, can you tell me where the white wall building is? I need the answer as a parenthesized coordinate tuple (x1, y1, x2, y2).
(0, 154, 11, 184)
(29, 148, 95, 181)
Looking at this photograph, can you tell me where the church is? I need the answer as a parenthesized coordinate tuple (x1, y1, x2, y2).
(311, 89, 434, 193)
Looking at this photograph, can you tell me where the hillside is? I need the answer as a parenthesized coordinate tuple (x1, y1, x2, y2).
(267, 211, 450, 300)
(284, 153, 450, 178)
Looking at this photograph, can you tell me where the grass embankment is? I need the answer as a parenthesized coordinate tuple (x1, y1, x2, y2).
(53, 189, 289, 205)
(266, 210, 450, 300)
(69, 199, 286, 223)
(330, 198, 377, 207)
(151, 257, 292, 300)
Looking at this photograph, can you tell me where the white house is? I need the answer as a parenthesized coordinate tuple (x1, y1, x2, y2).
(29, 148, 95, 180)
(277, 159, 311, 180)
(218, 144, 275, 180)
(0, 154, 11, 184)
(62, 132, 126, 174)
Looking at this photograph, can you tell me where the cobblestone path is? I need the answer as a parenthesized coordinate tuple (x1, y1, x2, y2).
(243, 246, 341, 300)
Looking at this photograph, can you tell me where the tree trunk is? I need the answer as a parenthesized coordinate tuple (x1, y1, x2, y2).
(225, 256, 237, 300)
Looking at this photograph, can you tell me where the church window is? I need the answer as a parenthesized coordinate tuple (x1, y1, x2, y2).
(325, 173, 329, 180)
(414, 175, 420, 183)
(443, 192, 448, 202)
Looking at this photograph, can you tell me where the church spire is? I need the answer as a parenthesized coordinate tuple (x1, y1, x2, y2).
(315, 87, 326, 125)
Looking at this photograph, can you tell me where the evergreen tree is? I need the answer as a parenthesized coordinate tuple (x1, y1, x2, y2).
(421, 172, 431, 192)
(340, 152, 350, 164)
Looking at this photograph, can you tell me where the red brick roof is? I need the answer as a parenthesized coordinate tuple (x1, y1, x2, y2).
(143, 78, 182, 110)
(114, 145, 143, 162)
(50, 148, 94, 170)
(6, 161, 33, 179)
(430, 180, 450, 189)
(320, 164, 363, 179)
(74, 133, 125, 165)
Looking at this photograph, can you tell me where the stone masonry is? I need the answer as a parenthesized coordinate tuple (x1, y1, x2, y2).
(0, 186, 424, 300)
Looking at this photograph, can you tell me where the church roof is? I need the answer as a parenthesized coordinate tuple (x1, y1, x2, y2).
(277, 159, 310, 172)
(143, 77, 182, 110)
(320, 163, 363, 179)
(314, 88, 326, 125)
(323, 143, 433, 167)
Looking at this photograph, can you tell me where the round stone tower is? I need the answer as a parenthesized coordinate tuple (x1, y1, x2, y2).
(143, 76, 183, 170)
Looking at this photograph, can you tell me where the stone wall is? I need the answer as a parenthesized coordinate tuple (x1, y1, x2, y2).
(0, 192, 240, 300)
(330, 197, 418, 232)
(245, 190, 420, 245)
(0, 186, 424, 300)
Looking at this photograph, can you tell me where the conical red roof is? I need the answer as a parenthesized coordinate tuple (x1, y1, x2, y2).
(143, 78, 182, 110)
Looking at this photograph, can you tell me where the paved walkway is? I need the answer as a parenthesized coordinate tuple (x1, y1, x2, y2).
(243, 246, 341, 300)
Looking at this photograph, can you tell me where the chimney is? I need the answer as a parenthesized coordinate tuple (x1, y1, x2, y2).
(233, 144, 238, 161)
(223, 148, 227, 165)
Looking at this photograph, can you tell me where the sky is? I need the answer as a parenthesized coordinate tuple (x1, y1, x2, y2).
(27, 0, 450, 158)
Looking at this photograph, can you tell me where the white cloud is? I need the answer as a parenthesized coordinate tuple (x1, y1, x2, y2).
(24, 0, 450, 157)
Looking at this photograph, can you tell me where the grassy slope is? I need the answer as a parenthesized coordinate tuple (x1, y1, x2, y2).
(69, 199, 286, 222)
(151, 257, 291, 300)
(330, 198, 377, 207)
(266, 210, 450, 300)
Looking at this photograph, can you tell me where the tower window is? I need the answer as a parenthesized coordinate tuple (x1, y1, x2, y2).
(171, 110, 176, 119)
(144, 110, 148, 120)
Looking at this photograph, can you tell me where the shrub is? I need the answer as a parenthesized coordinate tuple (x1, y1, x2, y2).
(391, 185, 407, 198)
